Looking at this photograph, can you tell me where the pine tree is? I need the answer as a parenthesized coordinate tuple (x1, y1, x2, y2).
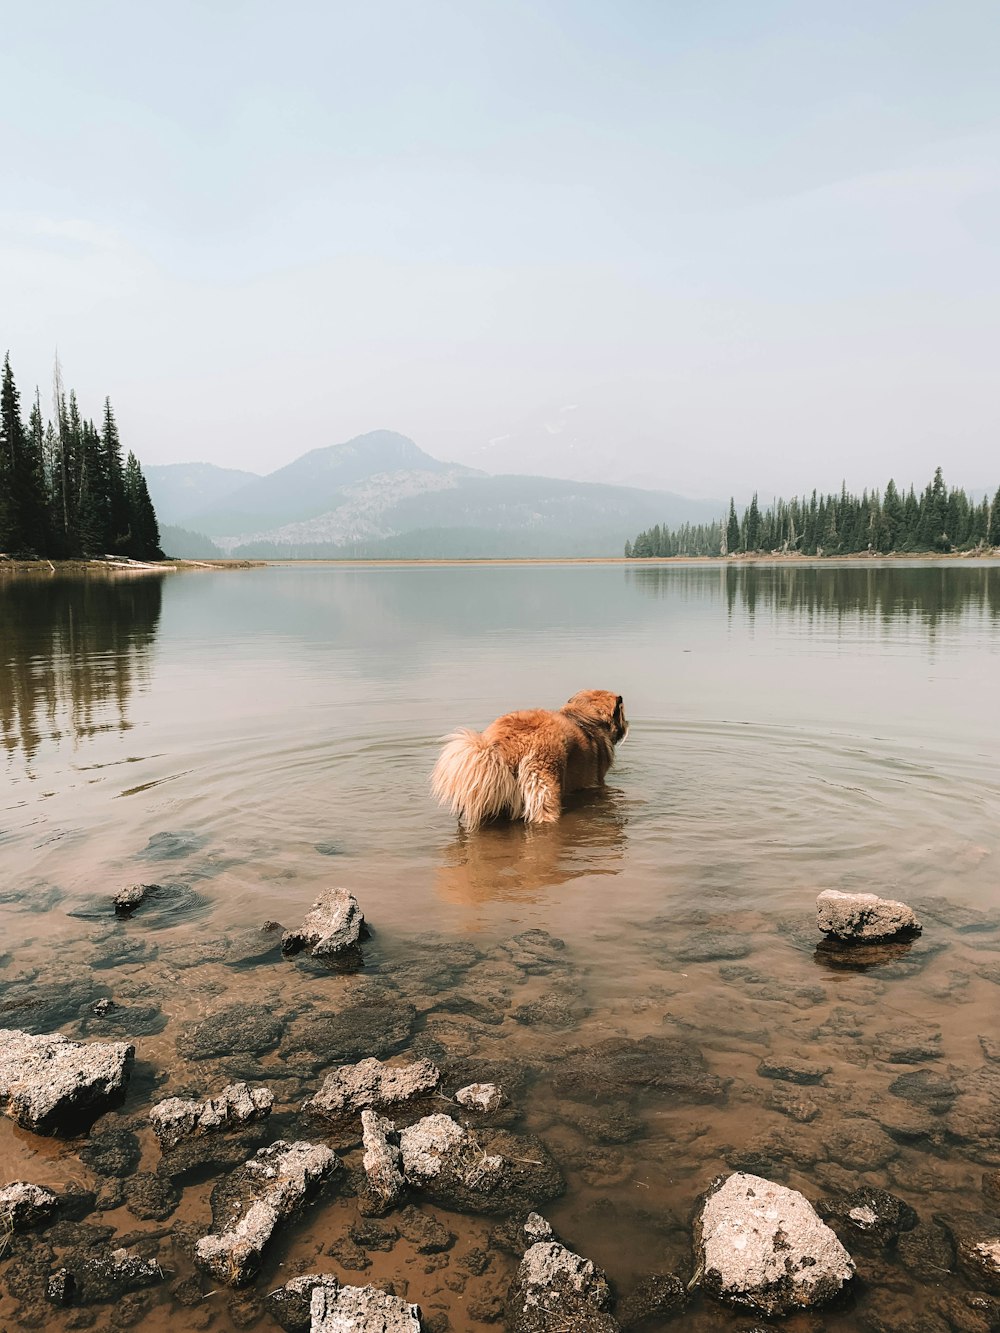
(725, 499, 739, 556)
(102, 398, 129, 552)
(745, 493, 761, 551)
(0, 354, 46, 552)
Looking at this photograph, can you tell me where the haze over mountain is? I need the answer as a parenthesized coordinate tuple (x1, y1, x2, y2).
(144, 462, 260, 526)
(149, 430, 722, 559)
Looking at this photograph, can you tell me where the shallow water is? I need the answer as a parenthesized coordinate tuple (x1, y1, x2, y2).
(2, 560, 1000, 1331)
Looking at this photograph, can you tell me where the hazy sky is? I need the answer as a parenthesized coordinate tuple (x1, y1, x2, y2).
(2, 1, 998, 499)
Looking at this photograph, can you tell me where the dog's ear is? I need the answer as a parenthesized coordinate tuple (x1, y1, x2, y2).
(612, 695, 628, 741)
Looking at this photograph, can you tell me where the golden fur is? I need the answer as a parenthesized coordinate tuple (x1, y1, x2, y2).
(431, 689, 629, 829)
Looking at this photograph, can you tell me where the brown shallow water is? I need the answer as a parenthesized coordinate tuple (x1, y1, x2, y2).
(1, 560, 1000, 1331)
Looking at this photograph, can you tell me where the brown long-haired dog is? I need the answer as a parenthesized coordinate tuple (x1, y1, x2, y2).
(431, 690, 629, 829)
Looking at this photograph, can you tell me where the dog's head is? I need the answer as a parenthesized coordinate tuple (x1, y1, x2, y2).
(562, 690, 629, 744)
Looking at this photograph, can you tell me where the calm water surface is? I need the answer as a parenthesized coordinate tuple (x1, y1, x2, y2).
(2, 561, 1000, 1332)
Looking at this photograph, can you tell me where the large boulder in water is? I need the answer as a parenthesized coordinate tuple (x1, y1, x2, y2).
(695, 1172, 855, 1316)
(507, 1238, 620, 1332)
(195, 1140, 339, 1286)
(310, 1283, 423, 1331)
(302, 1056, 439, 1119)
(817, 890, 920, 942)
(398, 1113, 563, 1216)
(0, 1028, 133, 1134)
(281, 888, 367, 958)
(150, 1081, 273, 1151)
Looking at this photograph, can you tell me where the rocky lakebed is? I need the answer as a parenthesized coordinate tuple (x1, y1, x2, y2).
(3, 861, 1000, 1333)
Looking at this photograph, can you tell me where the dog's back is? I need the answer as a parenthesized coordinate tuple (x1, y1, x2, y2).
(432, 692, 627, 830)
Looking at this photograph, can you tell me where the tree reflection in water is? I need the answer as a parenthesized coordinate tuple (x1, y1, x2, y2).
(0, 572, 163, 761)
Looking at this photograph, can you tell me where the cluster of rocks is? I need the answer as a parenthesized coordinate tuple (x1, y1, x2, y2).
(8, 874, 992, 1332)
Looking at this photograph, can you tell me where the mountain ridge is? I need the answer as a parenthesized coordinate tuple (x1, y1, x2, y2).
(148, 430, 722, 559)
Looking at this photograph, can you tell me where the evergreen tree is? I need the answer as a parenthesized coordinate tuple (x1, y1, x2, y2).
(725, 499, 740, 555)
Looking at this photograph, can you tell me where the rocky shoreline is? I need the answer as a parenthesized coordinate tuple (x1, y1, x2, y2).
(3, 878, 1000, 1331)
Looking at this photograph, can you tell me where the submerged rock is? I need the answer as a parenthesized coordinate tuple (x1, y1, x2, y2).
(617, 1272, 689, 1327)
(820, 1187, 918, 1248)
(302, 1056, 439, 1119)
(816, 889, 921, 942)
(281, 888, 367, 958)
(122, 1172, 181, 1221)
(455, 1082, 506, 1113)
(285, 997, 417, 1068)
(266, 1273, 340, 1333)
(361, 1109, 405, 1208)
(310, 1283, 423, 1331)
(176, 1004, 283, 1061)
(0, 1182, 58, 1231)
(150, 1081, 274, 1151)
(195, 1140, 340, 1286)
(757, 1056, 829, 1086)
(77, 1247, 164, 1303)
(507, 1238, 620, 1332)
(79, 1126, 142, 1178)
(695, 1171, 855, 1316)
(0, 1028, 134, 1134)
(399, 1114, 563, 1216)
(551, 1035, 729, 1106)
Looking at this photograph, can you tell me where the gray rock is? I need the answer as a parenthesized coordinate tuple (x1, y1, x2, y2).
(398, 1114, 563, 1216)
(508, 1239, 620, 1332)
(695, 1171, 855, 1316)
(958, 1234, 1000, 1294)
(303, 1057, 439, 1119)
(361, 1109, 405, 1207)
(455, 1082, 506, 1113)
(310, 1283, 423, 1330)
(817, 889, 921, 942)
(113, 883, 159, 915)
(0, 1027, 134, 1134)
(0, 1181, 58, 1230)
(524, 1212, 554, 1242)
(281, 888, 367, 958)
(399, 1113, 466, 1180)
(47, 1268, 75, 1305)
(150, 1082, 274, 1151)
(266, 1273, 340, 1333)
(195, 1139, 339, 1286)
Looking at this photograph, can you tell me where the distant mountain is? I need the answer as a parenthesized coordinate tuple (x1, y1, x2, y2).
(145, 462, 260, 525)
(159, 525, 225, 560)
(160, 430, 722, 558)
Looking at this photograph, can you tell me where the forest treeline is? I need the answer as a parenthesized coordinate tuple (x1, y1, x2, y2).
(0, 353, 162, 560)
(626, 469, 1000, 559)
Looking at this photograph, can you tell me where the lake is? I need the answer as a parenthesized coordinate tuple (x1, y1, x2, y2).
(2, 560, 1000, 1331)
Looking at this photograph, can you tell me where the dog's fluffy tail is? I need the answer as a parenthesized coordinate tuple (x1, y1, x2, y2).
(431, 729, 520, 830)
